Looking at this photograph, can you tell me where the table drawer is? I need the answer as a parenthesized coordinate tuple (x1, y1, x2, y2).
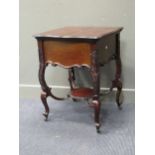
(97, 35, 116, 64)
(43, 40, 92, 67)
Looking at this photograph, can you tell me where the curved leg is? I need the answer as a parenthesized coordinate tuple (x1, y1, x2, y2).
(41, 92, 49, 121)
(39, 63, 51, 120)
(37, 40, 64, 121)
(39, 64, 65, 101)
(91, 50, 101, 133)
(68, 68, 76, 89)
(68, 68, 78, 101)
(110, 34, 123, 109)
(116, 80, 122, 109)
(110, 79, 122, 109)
(92, 100, 101, 133)
(39, 63, 64, 120)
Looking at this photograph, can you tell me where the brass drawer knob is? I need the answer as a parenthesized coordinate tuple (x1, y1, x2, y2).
(105, 45, 109, 50)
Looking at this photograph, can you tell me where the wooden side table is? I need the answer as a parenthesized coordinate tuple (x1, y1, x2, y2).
(34, 26, 123, 133)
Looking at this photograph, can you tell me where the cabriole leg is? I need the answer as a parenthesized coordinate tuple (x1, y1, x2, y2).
(41, 92, 49, 121)
(92, 100, 101, 133)
(111, 79, 122, 109)
(68, 68, 76, 89)
(39, 63, 51, 121)
(68, 68, 78, 101)
(91, 50, 101, 133)
(110, 34, 123, 109)
(116, 83, 122, 109)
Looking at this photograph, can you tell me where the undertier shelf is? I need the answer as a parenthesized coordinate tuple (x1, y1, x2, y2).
(71, 88, 94, 98)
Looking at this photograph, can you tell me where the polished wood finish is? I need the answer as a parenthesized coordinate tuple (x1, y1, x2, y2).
(37, 40, 65, 121)
(97, 34, 116, 65)
(90, 49, 101, 133)
(68, 68, 76, 90)
(35, 26, 123, 39)
(43, 40, 92, 67)
(71, 88, 94, 98)
(110, 34, 123, 109)
(35, 26, 123, 133)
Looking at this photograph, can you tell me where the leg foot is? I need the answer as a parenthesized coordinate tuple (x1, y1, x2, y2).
(43, 112, 49, 121)
(93, 100, 101, 133)
(72, 98, 78, 102)
(110, 80, 123, 109)
(41, 92, 49, 121)
(96, 123, 101, 133)
(111, 34, 123, 109)
(115, 80, 123, 109)
(116, 88, 123, 110)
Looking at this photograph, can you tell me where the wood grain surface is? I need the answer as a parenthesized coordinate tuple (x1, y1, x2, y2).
(35, 26, 123, 39)
(43, 40, 92, 67)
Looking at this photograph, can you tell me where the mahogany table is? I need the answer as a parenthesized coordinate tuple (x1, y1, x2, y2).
(34, 26, 123, 133)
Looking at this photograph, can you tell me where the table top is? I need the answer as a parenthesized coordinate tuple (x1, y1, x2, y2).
(34, 26, 123, 39)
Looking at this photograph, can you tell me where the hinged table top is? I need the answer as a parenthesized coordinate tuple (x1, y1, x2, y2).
(34, 26, 123, 39)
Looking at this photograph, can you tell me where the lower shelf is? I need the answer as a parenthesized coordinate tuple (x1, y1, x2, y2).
(71, 88, 94, 98)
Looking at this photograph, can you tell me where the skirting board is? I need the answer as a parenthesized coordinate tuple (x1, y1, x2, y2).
(19, 84, 135, 103)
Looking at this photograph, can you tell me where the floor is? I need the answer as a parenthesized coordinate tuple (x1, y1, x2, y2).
(19, 98, 135, 155)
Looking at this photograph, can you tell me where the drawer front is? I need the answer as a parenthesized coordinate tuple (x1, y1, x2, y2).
(97, 35, 116, 64)
(43, 40, 92, 67)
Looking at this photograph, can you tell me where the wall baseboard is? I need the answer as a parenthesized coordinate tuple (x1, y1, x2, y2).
(19, 84, 135, 103)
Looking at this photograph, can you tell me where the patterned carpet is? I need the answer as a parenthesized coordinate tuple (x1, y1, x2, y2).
(19, 98, 135, 155)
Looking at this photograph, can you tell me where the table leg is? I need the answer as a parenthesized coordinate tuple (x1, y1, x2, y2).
(68, 67, 78, 101)
(39, 63, 64, 120)
(110, 34, 123, 109)
(92, 100, 101, 133)
(39, 63, 50, 121)
(38, 40, 66, 120)
(68, 68, 76, 90)
(91, 50, 101, 133)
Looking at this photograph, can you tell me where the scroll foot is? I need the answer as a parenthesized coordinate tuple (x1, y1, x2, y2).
(93, 100, 101, 134)
(43, 112, 49, 121)
(41, 92, 49, 121)
(116, 88, 123, 110)
(72, 98, 78, 102)
(110, 80, 123, 109)
(96, 123, 101, 133)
